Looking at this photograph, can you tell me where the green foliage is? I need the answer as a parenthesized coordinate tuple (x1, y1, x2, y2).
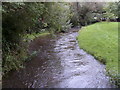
(2, 2, 119, 76)
(70, 2, 105, 26)
(77, 22, 119, 86)
(2, 2, 46, 44)
(71, 2, 119, 26)
(43, 2, 72, 32)
(2, 2, 72, 74)
(2, 2, 43, 74)
(103, 2, 120, 21)
(3, 43, 28, 74)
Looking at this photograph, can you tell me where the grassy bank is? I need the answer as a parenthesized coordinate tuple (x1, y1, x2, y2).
(77, 22, 119, 86)
(23, 31, 50, 42)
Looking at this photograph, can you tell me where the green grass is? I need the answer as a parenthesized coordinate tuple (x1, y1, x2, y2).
(23, 31, 50, 42)
(77, 22, 119, 85)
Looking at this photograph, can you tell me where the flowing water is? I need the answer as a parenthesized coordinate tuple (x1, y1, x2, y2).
(3, 28, 113, 88)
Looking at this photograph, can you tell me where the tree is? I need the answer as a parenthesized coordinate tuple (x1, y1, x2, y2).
(70, 2, 105, 26)
(103, 2, 120, 21)
(43, 2, 72, 33)
(2, 2, 72, 74)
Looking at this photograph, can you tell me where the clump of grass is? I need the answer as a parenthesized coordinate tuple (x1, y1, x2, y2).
(77, 22, 119, 86)
(23, 31, 50, 42)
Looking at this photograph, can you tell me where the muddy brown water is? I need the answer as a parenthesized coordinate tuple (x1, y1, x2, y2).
(3, 28, 113, 88)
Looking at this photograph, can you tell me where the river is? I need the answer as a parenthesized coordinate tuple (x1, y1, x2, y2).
(3, 28, 113, 88)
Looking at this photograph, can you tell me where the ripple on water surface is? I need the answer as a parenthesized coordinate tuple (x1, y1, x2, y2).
(3, 28, 113, 88)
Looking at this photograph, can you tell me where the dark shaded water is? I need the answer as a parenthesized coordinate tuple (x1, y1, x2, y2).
(3, 28, 113, 88)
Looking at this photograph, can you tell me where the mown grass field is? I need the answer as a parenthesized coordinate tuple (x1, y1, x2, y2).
(77, 22, 119, 85)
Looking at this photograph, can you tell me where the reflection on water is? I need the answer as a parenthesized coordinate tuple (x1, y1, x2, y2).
(3, 28, 113, 88)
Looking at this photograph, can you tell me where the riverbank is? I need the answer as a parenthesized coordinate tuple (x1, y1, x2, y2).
(2, 31, 50, 76)
(77, 22, 119, 87)
(23, 31, 50, 42)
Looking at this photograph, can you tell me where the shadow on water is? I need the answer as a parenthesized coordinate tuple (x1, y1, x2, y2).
(3, 35, 63, 88)
(3, 27, 114, 88)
